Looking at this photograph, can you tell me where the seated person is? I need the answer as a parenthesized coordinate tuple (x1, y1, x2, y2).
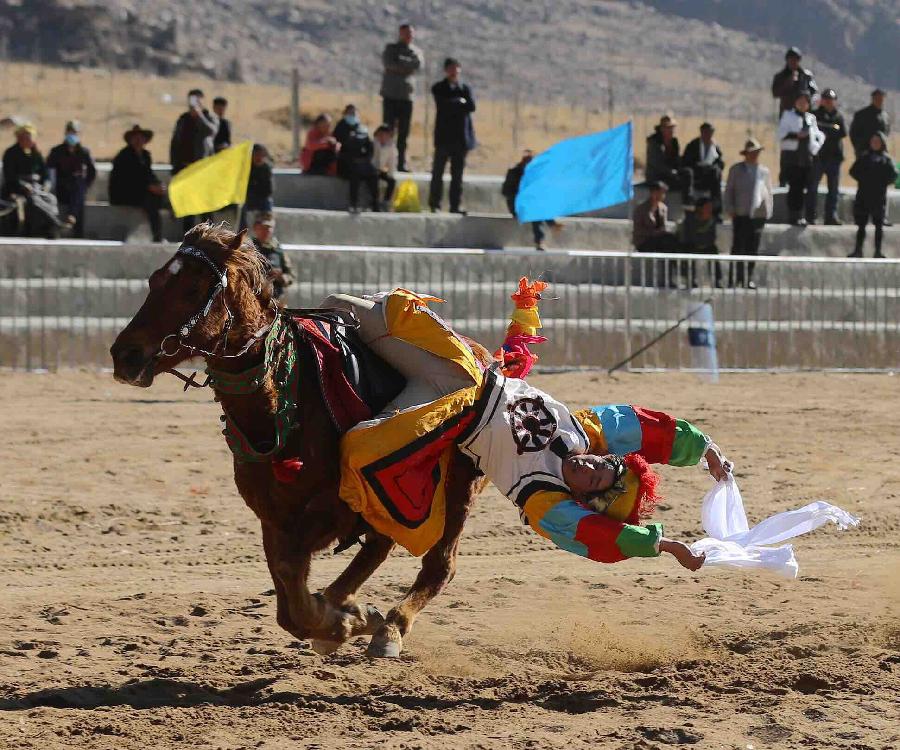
(373, 124, 397, 211)
(1, 123, 55, 237)
(333, 104, 379, 212)
(251, 212, 293, 298)
(300, 114, 338, 176)
(46, 120, 96, 238)
(326, 290, 728, 571)
(110, 125, 165, 243)
(676, 196, 722, 287)
(633, 180, 679, 287)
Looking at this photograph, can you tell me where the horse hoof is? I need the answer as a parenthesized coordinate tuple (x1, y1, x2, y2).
(366, 627, 402, 659)
(310, 639, 342, 656)
(361, 605, 385, 634)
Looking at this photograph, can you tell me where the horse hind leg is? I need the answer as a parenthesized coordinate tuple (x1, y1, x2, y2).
(309, 532, 395, 655)
(367, 452, 481, 658)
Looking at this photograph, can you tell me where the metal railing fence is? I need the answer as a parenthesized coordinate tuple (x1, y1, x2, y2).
(1, 245, 898, 372)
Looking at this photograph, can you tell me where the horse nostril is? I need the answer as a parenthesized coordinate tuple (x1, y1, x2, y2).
(120, 347, 147, 372)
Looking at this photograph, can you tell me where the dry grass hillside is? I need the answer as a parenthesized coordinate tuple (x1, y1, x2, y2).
(7, 61, 893, 182)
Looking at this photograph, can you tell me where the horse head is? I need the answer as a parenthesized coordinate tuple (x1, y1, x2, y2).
(111, 222, 274, 387)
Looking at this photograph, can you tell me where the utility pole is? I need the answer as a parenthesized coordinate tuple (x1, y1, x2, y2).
(290, 68, 301, 163)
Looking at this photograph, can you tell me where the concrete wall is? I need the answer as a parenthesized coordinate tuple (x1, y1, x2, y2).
(2, 241, 897, 371)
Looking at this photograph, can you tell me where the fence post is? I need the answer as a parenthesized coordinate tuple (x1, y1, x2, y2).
(623, 247, 633, 372)
(290, 68, 301, 163)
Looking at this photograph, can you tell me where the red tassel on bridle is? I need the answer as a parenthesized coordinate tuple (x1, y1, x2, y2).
(272, 457, 304, 483)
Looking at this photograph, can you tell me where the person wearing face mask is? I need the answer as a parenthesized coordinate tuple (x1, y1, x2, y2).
(46, 121, 96, 238)
(333, 105, 379, 212)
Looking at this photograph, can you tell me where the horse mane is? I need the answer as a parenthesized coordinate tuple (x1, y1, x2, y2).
(184, 221, 272, 304)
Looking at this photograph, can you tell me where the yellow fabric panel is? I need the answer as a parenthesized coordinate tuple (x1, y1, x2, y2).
(510, 306, 542, 335)
(605, 470, 640, 522)
(522, 490, 572, 539)
(573, 409, 608, 455)
(168, 142, 252, 218)
(340, 385, 479, 556)
(384, 289, 483, 385)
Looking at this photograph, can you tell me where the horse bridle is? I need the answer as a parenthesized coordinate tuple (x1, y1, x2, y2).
(155, 243, 275, 389)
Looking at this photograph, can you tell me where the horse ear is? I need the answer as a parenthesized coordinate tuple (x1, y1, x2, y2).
(230, 228, 248, 250)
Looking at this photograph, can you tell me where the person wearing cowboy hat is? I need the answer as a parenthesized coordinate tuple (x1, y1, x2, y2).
(1, 123, 47, 202)
(46, 120, 96, 238)
(724, 139, 774, 289)
(110, 124, 165, 242)
(777, 90, 825, 226)
(645, 114, 693, 203)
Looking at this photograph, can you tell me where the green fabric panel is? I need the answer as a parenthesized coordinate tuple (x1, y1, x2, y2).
(669, 419, 709, 466)
(615, 522, 663, 558)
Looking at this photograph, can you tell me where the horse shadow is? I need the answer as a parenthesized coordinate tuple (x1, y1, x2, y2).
(0, 677, 505, 712)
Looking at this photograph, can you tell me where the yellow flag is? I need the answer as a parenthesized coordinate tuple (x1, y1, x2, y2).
(168, 141, 253, 218)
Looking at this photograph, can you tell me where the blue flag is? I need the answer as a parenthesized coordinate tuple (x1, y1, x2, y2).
(514, 122, 633, 223)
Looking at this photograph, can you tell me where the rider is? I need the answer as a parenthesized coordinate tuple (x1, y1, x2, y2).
(324, 290, 730, 571)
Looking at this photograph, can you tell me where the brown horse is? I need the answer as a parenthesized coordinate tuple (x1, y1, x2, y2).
(110, 222, 488, 657)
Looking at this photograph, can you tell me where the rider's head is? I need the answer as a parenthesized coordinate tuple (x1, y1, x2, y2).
(563, 452, 661, 518)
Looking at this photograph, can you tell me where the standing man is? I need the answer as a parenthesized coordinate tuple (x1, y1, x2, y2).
(809, 89, 847, 225)
(429, 57, 476, 214)
(46, 120, 96, 238)
(212, 96, 231, 152)
(380, 23, 423, 173)
(850, 89, 890, 158)
(772, 47, 818, 185)
(724, 139, 774, 289)
(170, 88, 219, 231)
(682, 122, 725, 220)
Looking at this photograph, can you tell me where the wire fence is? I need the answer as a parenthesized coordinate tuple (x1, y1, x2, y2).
(1, 244, 898, 372)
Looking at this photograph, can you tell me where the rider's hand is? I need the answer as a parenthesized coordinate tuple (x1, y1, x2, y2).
(705, 443, 733, 481)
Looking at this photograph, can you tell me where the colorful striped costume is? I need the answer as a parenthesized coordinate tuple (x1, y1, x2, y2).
(339, 288, 710, 563)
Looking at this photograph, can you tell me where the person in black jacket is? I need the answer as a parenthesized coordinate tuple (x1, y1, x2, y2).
(429, 58, 476, 213)
(109, 125, 165, 242)
(502, 149, 561, 251)
(849, 89, 891, 158)
(213, 97, 231, 152)
(848, 132, 897, 258)
(1, 123, 51, 236)
(46, 120, 96, 238)
(808, 89, 847, 225)
(333, 105, 379, 212)
(682, 122, 724, 219)
(771, 47, 818, 116)
(239, 143, 274, 229)
(645, 115, 692, 203)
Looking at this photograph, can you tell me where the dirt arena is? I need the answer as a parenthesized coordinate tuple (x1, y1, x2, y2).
(1, 370, 898, 749)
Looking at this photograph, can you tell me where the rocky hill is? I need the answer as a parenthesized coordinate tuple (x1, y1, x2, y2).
(0, 0, 895, 118)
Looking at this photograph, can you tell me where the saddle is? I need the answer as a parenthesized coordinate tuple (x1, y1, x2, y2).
(286, 307, 407, 431)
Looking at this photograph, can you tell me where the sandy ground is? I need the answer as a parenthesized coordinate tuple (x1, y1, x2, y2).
(0, 370, 898, 750)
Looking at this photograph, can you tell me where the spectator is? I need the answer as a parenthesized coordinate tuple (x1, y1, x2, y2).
(1, 123, 47, 201)
(772, 47, 818, 185)
(1, 123, 58, 237)
(682, 122, 724, 220)
(677, 196, 722, 287)
(809, 89, 847, 225)
(771, 47, 818, 116)
(724, 139, 774, 289)
(212, 96, 231, 152)
(777, 91, 824, 226)
(251, 212, 294, 298)
(848, 132, 897, 259)
(169, 88, 219, 231)
(240, 143, 274, 230)
(502, 149, 562, 251)
(110, 124, 165, 243)
(46, 120, 96, 238)
(300, 114, 339, 176)
(429, 57, 476, 214)
(373, 124, 397, 211)
(380, 23, 423, 173)
(333, 104, 379, 213)
(645, 115, 692, 203)
(850, 89, 890, 158)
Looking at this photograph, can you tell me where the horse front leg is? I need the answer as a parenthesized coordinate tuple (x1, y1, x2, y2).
(307, 531, 396, 655)
(368, 452, 481, 658)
